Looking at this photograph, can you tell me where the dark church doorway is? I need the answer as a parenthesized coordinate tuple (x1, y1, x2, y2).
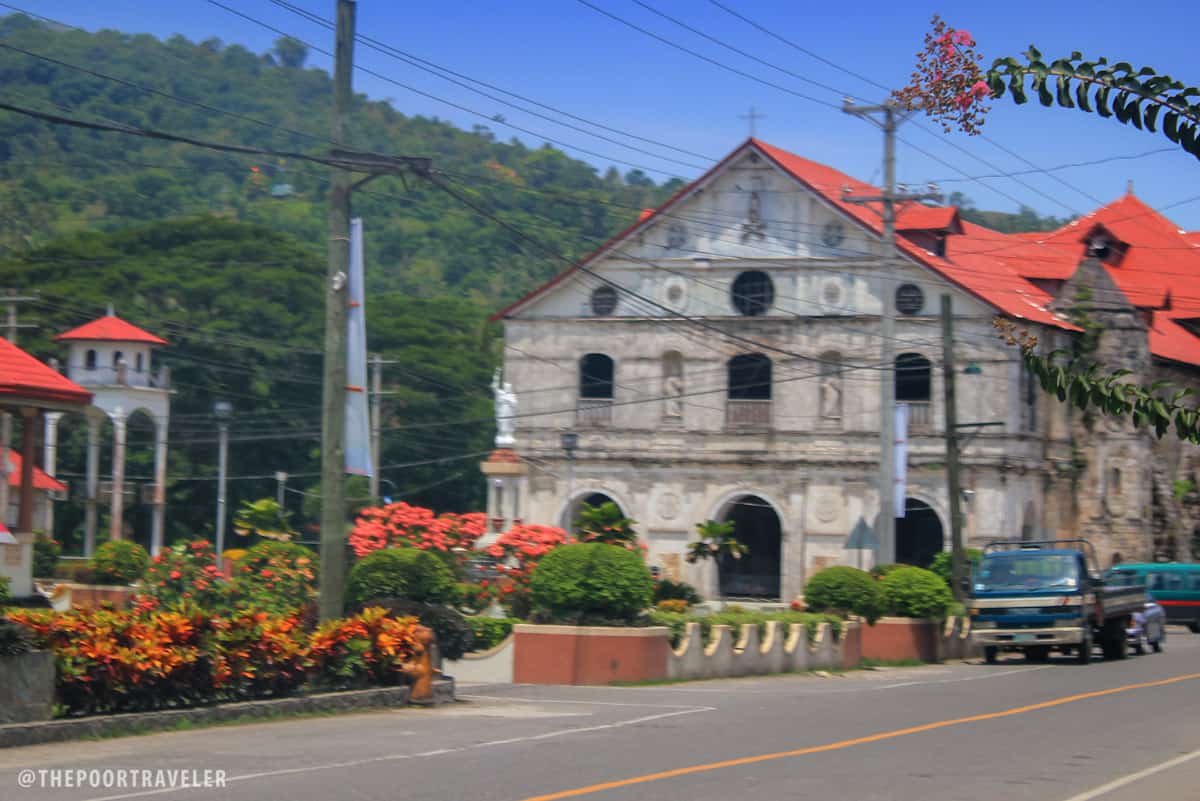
(561, 492, 623, 534)
(718, 495, 782, 599)
(896, 498, 944, 568)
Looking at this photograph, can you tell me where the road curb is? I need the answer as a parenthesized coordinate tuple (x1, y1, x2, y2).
(0, 677, 455, 749)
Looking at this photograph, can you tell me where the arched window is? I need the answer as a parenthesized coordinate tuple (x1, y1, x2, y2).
(728, 354, 772, 400)
(135, 353, 144, 373)
(85, 349, 97, 370)
(896, 353, 932, 428)
(112, 351, 124, 368)
(1110, 467, 1122, 493)
(579, 354, 614, 399)
(895, 353, 932, 402)
(731, 271, 773, 316)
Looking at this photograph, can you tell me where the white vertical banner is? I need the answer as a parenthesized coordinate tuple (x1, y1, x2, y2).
(345, 218, 373, 477)
(894, 403, 909, 518)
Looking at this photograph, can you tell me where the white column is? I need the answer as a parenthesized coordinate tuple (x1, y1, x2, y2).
(0, 412, 10, 529)
(151, 414, 168, 555)
(110, 407, 127, 541)
(42, 412, 63, 537)
(84, 412, 101, 555)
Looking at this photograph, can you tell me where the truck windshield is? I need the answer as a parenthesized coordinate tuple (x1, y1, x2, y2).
(974, 553, 1079, 592)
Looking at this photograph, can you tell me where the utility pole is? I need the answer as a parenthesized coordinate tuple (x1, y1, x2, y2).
(941, 294, 967, 599)
(841, 101, 939, 564)
(369, 354, 382, 502)
(318, 0, 356, 622)
(213, 400, 232, 557)
(315, 2, 431, 622)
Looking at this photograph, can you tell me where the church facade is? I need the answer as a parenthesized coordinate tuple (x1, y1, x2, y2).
(486, 138, 1200, 600)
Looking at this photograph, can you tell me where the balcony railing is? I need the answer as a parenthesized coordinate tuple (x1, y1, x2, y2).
(726, 398, 772, 428)
(67, 365, 171, 389)
(576, 398, 613, 426)
(905, 400, 932, 431)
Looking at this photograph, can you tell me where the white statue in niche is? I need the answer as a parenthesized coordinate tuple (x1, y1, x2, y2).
(820, 370, 842, 419)
(662, 352, 684, 419)
(491, 367, 517, 447)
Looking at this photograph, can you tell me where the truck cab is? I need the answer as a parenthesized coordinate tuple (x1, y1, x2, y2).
(968, 540, 1144, 664)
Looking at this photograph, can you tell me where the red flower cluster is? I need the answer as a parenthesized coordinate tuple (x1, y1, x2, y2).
(891, 14, 991, 135)
(485, 523, 573, 610)
(348, 502, 486, 564)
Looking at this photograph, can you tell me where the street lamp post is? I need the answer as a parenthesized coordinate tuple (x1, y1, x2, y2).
(560, 431, 578, 516)
(213, 400, 233, 558)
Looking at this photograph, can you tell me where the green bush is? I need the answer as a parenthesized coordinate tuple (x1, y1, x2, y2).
(928, 549, 982, 586)
(880, 566, 954, 619)
(869, 563, 904, 579)
(529, 543, 654, 624)
(466, 617, 520, 651)
(89, 540, 150, 585)
(345, 548, 456, 608)
(804, 566, 886, 623)
(33, 535, 61, 578)
(652, 578, 702, 606)
(0, 618, 32, 656)
(0, 575, 10, 605)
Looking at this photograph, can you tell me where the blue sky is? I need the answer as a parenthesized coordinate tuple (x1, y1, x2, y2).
(16, 0, 1200, 228)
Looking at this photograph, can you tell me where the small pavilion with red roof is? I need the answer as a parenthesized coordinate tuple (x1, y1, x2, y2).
(51, 309, 172, 555)
(0, 337, 91, 597)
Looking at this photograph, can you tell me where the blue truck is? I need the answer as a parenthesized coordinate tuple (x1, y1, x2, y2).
(967, 540, 1147, 664)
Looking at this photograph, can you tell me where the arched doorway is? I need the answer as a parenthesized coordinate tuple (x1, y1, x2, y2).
(896, 498, 943, 568)
(560, 491, 624, 534)
(718, 494, 782, 599)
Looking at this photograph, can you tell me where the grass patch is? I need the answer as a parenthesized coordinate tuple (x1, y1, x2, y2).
(859, 657, 926, 669)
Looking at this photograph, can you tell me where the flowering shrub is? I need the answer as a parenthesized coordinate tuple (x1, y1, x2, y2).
(307, 607, 425, 689)
(348, 503, 486, 566)
(656, 599, 690, 613)
(138, 540, 228, 610)
(89, 540, 150, 585)
(230, 541, 318, 615)
(5, 606, 429, 715)
(891, 15, 991, 134)
(485, 523, 572, 618)
(455, 582, 495, 614)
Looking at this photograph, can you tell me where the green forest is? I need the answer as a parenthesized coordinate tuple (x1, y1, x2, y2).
(0, 13, 1064, 552)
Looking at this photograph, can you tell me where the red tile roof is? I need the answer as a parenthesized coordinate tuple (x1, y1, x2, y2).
(55, 315, 167, 345)
(0, 338, 93, 407)
(3, 447, 66, 492)
(495, 138, 1200, 364)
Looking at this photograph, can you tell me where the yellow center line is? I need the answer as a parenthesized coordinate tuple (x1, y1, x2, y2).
(517, 671, 1200, 801)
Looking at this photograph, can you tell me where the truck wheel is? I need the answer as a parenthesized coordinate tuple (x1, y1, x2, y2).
(1152, 626, 1165, 653)
(1189, 622, 1200, 634)
(1133, 636, 1145, 656)
(1102, 622, 1128, 661)
(984, 646, 998, 665)
(1077, 630, 1092, 665)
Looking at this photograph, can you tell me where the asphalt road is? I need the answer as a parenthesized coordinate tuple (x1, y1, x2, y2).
(3, 629, 1199, 801)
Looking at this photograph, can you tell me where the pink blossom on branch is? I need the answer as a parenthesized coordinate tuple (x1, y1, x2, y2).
(892, 14, 991, 135)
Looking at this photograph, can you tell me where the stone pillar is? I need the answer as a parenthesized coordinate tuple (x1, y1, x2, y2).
(42, 412, 63, 537)
(150, 414, 169, 555)
(0, 412, 9, 530)
(478, 449, 528, 549)
(109, 407, 126, 541)
(84, 412, 101, 555)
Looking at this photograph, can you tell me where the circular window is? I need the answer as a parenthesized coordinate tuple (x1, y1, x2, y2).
(590, 286, 618, 316)
(895, 283, 925, 315)
(666, 222, 688, 250)
(731, 271, 774, 316)
(661, 277, 687, 311)
(821, 220, 846, 248)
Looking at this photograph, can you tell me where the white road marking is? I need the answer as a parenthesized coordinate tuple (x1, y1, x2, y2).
(1059, 747, 1200, 801)
(80, 698, 714, 801)
(548, 664, 1053, 694)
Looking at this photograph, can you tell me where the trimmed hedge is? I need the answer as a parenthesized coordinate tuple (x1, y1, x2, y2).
(529, 543, 653, 624)
(880, 566, 953, 619)
(466, 617, 520, 651)
(346, 547, 456, 607)
(90, 540, 150, 585)
(803, 566, 885, 623)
